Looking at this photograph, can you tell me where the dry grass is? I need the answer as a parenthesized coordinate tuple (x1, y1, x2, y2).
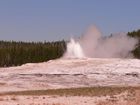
(1, 86, 140, 97)
(0, 82, 6, 86)
(0, 86, 140, 105)
(97, 90, 140, 105)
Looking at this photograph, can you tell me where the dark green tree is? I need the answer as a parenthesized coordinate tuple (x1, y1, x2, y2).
(128, 29, 140, 58)
(0, 40, 66, 67)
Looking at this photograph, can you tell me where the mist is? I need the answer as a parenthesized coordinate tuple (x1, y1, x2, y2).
(63, 26, 138, 58)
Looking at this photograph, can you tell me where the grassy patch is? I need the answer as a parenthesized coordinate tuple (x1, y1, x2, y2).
(0, 86, 140, 96)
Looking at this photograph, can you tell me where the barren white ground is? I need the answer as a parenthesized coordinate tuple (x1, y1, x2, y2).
(3, 92, 135, 105)
(0, 95, 109, 105)
(0, 58, 140, 92)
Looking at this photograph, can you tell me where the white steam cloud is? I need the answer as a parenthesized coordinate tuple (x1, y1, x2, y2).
(63, 26, 138, 58)
(64, 38, 85, 58)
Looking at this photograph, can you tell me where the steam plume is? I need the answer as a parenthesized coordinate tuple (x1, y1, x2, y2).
(63, 38, 85, 58)
(63, 26, 138, 58)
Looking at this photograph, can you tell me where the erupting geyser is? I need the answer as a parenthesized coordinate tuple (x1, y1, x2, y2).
(63, 38, 85, 58)
(63, 26, 138, 58)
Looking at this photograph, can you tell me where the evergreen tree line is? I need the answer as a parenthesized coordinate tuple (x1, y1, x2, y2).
(127, 29, 140, 58)
(0, 40, 66, 67)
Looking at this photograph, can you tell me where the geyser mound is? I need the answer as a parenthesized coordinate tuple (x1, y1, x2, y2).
(64, 26, 138, 58)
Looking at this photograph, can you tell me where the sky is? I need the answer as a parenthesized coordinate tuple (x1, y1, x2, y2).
(0, 0, 140, 42)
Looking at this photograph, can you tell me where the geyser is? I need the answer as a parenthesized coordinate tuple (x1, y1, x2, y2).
(64, 26, 138, 58)
(63, 38, 85, 58)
